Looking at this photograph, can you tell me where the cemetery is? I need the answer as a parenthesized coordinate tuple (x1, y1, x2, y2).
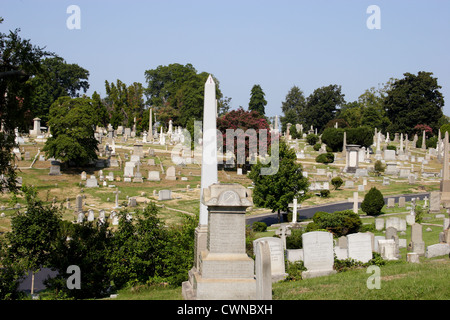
(1, 3, 450, 303)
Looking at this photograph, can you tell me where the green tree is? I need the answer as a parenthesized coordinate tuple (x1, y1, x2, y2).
(385, 71, 444, 135)
(91, 91, 109, 128)
(248, 84, 267, 116)
(144, 63, 223, 127)
(249, 140, 309, 222)
(42, 96, 99, 166)
(6, 185, 61, 295)
(280, 86, 306, 133)
(45, 220, 112, 299)
(304, 84, 345, 133)
(361, 187, 385, 216)
(0, 24, 52, 193)
(29, 56, 89, 125)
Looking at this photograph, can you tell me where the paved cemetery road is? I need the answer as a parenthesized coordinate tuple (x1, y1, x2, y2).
(245, 192, 430, 227)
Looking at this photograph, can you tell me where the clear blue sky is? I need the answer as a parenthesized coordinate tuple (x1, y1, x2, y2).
(3, 0, 450, 118)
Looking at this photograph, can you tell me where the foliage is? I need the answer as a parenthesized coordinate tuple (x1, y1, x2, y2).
(284, 261, 307, 281)
(0, 25, 52, 193)
(413, 124, 433, 137)
(0, 238, 27, 300)
(386, 145, 396, 151)
(252, 221, 267, 232)
(374, 160, 385, 176)
(216, 108, 271, 167)
(331, 177, 343, 190)
(321, 127, 345, 152)
(345, 126, 373, 148)
(249, 140, 309, 219)
(285, 228, 304, 249)
(334, 252, 386, 273)
(44, 220, 113, 299)
(144, 63, 225, 128)
(30, 56, 89, 125)
(280, 85, 306, 133)
(361, 187, 385, 216)
(303, 84, 345, 133)
(248, 84, 267, 115)
(414, 205, 424, 224)
(385, 71, 444, 135)
(315, 152, 334, 164)
(42, 96, 99, 166)
(320, 190, 330, 198)
(308, 210, 362, 237)
(313, 143, 321, 151)
(306, 133, 319, 146)
(6, 185, 61, 294)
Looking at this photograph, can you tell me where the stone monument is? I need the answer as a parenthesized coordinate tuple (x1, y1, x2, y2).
(182, 183, 256, 300)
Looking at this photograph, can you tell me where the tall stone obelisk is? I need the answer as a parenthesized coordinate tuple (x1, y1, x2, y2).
(440, 131, 450, 206)
(148, 108, 153, 140)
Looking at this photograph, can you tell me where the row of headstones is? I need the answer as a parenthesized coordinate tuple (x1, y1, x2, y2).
(76, 209, 132, 225)
(255, 227, 450, 281)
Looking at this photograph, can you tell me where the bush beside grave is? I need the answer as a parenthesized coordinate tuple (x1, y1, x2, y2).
(315, 152, 334, 164)
(306, 133, 319, 146)
(361, 187, 385, 216)
(306, 210, 362, 237)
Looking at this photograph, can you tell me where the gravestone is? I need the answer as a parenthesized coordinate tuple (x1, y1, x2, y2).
(375, 218, 384, 231)
(182, 183, 256, 300)
(301, 231, 336, 279)
(165, 166, 176, 180)
(128, 197, 137, 207)
(24, 152, 31, 161)
(158, 190, 172, 201)
(347, 233, 373, 263)
(398, 197, 406, 208)
(87, 209, 95, 222)
(85, 175, 98, 188)
(124, 162, 134, 178)
(81, 171, 87, 181)
(254, 240, 272, 300)
(49, 161, 61, 176)
(384, 149, 396, 161)
(407, 252, 420, 263)
(148, 171, 161, 181)
(253, 237, 287, 282)
(98, 210, 106, 224)
(387, 198, 395, 208)
(410, 223, 425, 256)
(386, 217, 406, 231)
(147, 159, 156, 166)
(75, 194, 83, 212)
(378, 239, 398, 260)
(77, 211, 84, 223)
(425, 243, 450, 258)
(429, 191, 441, 213)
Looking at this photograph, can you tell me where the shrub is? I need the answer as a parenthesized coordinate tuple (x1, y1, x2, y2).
(374, 160, 385, 176)
(252, 221, 267, 232)
(386, 145, 396, 151)
(331, 177, 343, 190)
(310, 210, 362, 237)
(285, 261, 307, 281)
(306, 134, 319, 146)
(320, 189, 330, 198)
(315, 152, 334, 164)
(321, 127, 345, 152)
(286, 228, 304, 249)
(361, 187, 385, 216)
(313, 143, 321, 151)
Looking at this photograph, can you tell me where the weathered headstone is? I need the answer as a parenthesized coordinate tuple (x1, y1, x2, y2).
(85, 175, 98, 188)
(346, 233, 373, 263)
(425, 243, 450, 258)
(148, 171, 161, 181)
(254, 240, 272, 300)
(49, 161, 61, 176)
(75, 194, 83, 212)
(165, 166, 176, 180)
(301, 231, 336, 279)
(429, 191, 441, 213)
(378, 239, 398, 260)
(158, 189, 172, 201)
(375, 218, 384, 231)
(387, 198, 395, 208)
(182, 183, 255, 300)
(254, 237, 286, 282)
(398, 197, 406, 208)
(410, 223, 425, 256)
(87, 209, 95, 222)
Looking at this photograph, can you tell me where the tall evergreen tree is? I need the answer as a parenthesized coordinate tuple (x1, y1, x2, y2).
(280, 85, 306, 133)
(248, 84, 267, 116)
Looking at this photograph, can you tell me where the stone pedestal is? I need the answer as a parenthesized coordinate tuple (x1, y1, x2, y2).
(182, 183, 256, 300)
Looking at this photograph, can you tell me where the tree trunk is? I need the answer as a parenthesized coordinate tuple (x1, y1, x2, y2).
(277, 209, 281, 223)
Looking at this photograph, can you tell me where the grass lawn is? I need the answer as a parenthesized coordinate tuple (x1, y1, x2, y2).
(105, 258, 449, 300)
